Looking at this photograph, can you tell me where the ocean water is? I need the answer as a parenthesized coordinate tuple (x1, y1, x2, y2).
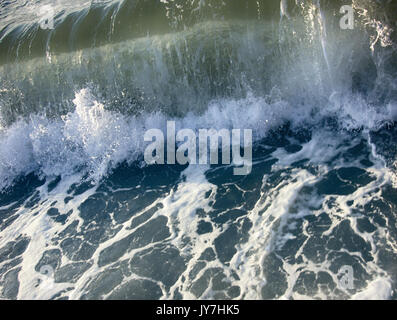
(0, 0, 397, 300)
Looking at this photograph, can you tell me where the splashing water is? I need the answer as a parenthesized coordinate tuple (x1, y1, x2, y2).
(0, 0, 396, 300)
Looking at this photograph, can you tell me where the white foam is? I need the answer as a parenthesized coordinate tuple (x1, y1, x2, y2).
(1, 87, 396, 191)
(351, 278, 393, 300)
(0, 89, 396, 299)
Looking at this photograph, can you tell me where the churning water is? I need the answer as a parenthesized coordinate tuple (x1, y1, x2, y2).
(0, 0, 397, 299)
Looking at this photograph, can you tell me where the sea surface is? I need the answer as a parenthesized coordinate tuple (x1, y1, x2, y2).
(0, 0, 397, 299)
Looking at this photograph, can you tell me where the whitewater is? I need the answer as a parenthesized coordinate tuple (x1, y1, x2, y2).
(0, 0, 396, 300)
